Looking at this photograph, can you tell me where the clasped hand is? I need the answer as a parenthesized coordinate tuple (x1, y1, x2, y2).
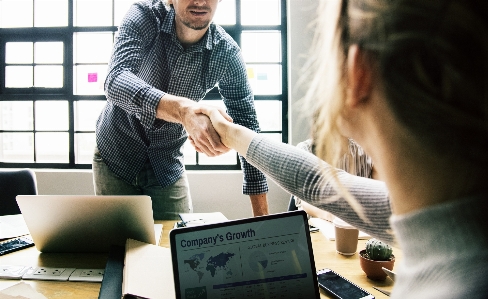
(186, 104, 233, 157)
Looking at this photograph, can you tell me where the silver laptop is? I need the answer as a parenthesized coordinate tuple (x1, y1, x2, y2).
(16, 195, 156, 253)
(169, 210, 320, 299)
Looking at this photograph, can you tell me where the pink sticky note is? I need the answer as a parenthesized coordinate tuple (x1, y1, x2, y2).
(88, 73, 98, 83)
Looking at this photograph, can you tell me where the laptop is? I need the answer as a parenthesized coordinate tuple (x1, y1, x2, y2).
(169, 210, 320, 299)
(16, 195, 156, 253)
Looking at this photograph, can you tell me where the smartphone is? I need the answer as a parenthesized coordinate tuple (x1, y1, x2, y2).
(317, 268, 374, 299)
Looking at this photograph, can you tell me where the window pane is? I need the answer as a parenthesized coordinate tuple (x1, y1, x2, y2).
(255, 101, 281, 131)
(35, 101, 69, 130)
(75, 100, 106, 131)
(246, 64, 281, 95)
(0, 133, 34, 162)
(213, 0, 236, 25)
(6, 42, 33, 64)
(241, 0, 280, 25)
(202, 99, 282, 132)
(1, 0, 285, 168)
(34, 65, 63, 88)
(0, 0, 33, 28)
(74, 32, 113, 64)
(34, 0, 68, 27)
(0, 101, 33, 130)
(35, 42, 64, 64)
(241, 31, 281, 63)
(74, 65, 107, 95)
(36, 132, 69, 162)
(75, 133, 96, 164)
(261, 132, 282, 143)
(114, 0, 137, 26)
(198, 150, 238, 165)
(183, 140, 197, 165)
(5, 66, 33, 88)
(74, 0, 112, 26)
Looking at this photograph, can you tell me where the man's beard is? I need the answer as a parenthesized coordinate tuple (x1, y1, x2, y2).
(177, 7, 212, 31)
(181, 19, 210, 31)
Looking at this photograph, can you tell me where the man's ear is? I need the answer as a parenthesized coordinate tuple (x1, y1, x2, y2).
(346, 45, 373, 108)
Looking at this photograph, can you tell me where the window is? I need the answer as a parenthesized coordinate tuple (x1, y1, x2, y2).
(0, 0, 287, 170)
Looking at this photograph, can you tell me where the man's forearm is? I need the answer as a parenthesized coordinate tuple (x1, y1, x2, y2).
(156, 94, 193, 123)
(249, 193, 269, 216)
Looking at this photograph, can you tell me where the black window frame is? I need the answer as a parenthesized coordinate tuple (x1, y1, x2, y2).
(0, 0, 288, 170)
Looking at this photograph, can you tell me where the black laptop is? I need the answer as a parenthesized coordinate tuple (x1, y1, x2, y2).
(169, 210, 320, 299)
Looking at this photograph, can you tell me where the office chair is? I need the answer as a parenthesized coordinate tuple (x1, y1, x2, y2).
(0, 169, 38, 216)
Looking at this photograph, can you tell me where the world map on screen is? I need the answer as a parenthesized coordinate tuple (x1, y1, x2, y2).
(184, 252, 236, 282)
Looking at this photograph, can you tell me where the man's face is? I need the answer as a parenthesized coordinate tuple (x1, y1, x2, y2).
(169, 0, 220, 31)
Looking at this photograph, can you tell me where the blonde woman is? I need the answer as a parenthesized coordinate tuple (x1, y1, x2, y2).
(199, 0, 488, 297)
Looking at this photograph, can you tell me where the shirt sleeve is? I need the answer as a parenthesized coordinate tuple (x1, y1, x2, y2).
(104, 2, 166, 129)
(246, 135, 395, 244)
(218, 50, 268, 195)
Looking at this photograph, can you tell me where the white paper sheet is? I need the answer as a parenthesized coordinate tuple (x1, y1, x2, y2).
(0, 215, 29, 240)
(0, 282, 47, 299)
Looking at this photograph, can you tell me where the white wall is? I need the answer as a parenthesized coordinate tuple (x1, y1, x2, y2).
(287, 0, 318, 145)
(13, 2, 318, 221)
(33, 170, 290, 220)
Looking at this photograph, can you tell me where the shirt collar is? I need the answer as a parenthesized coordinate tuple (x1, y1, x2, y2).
(159, 6, 222, 51)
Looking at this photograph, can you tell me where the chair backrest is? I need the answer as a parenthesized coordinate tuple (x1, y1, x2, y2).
(0, 169, 38, 216)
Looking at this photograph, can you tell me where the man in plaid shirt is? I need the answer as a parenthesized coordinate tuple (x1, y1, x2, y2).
(93, 0, 269, 220)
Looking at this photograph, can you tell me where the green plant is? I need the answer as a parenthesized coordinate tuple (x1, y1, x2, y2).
(364, 238, 393, 261)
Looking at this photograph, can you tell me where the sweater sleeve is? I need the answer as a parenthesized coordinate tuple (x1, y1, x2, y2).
(246, 135, 395, 244)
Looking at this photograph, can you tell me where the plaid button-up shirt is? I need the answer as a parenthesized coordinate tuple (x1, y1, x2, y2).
(96, 0, 268, 195)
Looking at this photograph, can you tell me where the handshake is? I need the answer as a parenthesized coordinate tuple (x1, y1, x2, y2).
(186, 103, 257, 158)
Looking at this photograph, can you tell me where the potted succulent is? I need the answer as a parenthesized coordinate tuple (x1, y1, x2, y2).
(359, 238, 395, 280)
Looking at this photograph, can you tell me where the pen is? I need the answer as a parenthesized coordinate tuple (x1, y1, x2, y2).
(373, 286, 391, 297)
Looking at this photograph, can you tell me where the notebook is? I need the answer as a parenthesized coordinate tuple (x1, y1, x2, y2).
(122, 239, 174, 299)
(169, 210, 320, 299)
(16, 195, 157, 253)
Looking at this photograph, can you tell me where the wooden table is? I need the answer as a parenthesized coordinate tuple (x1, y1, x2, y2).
(310, 231, 398, 298)
(0, 220, 399, 298)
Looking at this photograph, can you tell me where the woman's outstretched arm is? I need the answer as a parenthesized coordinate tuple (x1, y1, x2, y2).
(197, 106, 394, 243)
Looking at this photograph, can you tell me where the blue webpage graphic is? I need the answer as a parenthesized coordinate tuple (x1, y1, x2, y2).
(174, 215, 316, 299)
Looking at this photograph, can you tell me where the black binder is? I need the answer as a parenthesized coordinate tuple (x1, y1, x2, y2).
(98, 245, 125, 299)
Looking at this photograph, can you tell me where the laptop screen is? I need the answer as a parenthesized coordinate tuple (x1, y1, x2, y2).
(169, 210, 320, 299)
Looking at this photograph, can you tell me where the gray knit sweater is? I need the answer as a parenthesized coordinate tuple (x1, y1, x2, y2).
(247, 135, 488, 298)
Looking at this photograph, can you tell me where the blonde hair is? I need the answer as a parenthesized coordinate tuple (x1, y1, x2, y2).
(302, 0, 348, 166)
(299, 0, 488, 218)
(306, 0, 488, 180)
